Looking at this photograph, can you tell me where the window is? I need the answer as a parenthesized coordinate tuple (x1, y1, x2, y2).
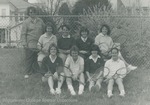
(1, 9, 6, 18)
(19, 13, 24, 22)
(0, 29, 5, 43)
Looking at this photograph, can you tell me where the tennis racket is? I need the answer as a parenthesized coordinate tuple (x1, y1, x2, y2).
(103, 67, 129, 82)
(87, 66, 104, 82)
(62, 65, 85, 86)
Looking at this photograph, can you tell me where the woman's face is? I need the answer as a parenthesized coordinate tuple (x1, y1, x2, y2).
(111, 49, 119, 61)
(101, 26, 108, 35)
(50, 46, 57, 55)
(29, 9, 36, 18)
(91, 51, 98, 58)
(71, 51, 78, 61)
(46, 26, 53, 34)
(61, 27, 69, 36)
(81, 31, 88, 38)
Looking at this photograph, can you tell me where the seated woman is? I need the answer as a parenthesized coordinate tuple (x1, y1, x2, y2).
(76, 27, 94, 60)
(95, 24, 137, 70)
(103, 48, 127, 98)
(64, 45, 85, 95)
(57, 24, 76, 63)
(37, 22, 57, 68)
(41, 43, 64, 95)
(85, 44, 104, 92)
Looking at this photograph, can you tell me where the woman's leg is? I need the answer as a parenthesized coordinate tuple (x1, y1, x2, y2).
(107, 79, 114, 98)
(48, 76, 55, 95)
(66, 77, 76, 95)
(78, 73, 85, 95)
(56, 73, 65, 94)
(115, 78, 125, 97)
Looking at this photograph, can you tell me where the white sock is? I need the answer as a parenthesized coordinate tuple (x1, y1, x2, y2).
(79, 85, 84, 91)
(107, 90, 112, 94)
(68, 85, 74, 91)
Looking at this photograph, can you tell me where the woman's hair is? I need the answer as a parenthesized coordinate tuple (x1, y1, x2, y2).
(100, 24, 111, 35)
(45, 22, 54, 34)
(26, 6, 37, 16)
(70, 45, 79, 56)
(59, 24, 70, 31)
(90, 44, 101, 55)
(79, 27, 89, 36)
(110, 47, 119, 53)
(48, 43, 59, 55)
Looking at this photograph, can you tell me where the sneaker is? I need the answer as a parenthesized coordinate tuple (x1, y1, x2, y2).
(107, 91, 113, 98)
(127, 65, 137, 71)
(78, 85, 84, 95)
(55, 88, 61, 94)
(78, 89, 84, 95)
(68, 85, 76, 96)
(119, 90, 125, 97)
(70, 90, 76, 96)
(24, 75, 29, 79)
(89, 81, 94, 91)
(50, 89, 55, 95)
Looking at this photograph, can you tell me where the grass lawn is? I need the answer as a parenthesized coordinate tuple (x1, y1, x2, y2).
(0, 48, 150, 105)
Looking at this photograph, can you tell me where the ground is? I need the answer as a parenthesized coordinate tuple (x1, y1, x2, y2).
(0, 48, 150, 105)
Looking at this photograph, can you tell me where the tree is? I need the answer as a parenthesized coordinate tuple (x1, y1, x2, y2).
(58, 3, 71, 15)
(72, 0, 111, 15)
(36, 0, 64, 15)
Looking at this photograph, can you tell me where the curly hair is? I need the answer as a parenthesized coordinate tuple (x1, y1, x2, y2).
(48, 43, 59, 55)
(26, 6, 37, 16)
(59, 24, 70, 31)
(70, 45, 79, 56)
(100, 24, 111, 35)
(45, 22, 54, 34)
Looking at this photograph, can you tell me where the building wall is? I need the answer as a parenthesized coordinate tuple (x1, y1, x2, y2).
(0, 3, 10, 28)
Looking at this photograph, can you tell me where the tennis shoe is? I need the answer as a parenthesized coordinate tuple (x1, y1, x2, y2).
(78, 86, 84, 95)
(55, 88, 61, 94)
(128, 65, 137, 71)
(24, 75, 29, 79)
(107, 91, 113, 98)
(50, 89, 55, 95)
(119, 90, 125, 97)
(70, 90, 76, 96)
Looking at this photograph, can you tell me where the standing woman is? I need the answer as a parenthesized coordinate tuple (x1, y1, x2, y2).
(95, 24, 137, 70)
(21, 6, 45, 79)
(37, 22, 57, 68)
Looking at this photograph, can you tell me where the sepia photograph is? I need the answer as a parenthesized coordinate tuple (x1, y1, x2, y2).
(0, 0, 150, 105)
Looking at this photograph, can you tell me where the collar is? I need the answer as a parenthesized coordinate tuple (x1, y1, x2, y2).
(62, 35, 71, 38)
(29, 17, 37, 23)
(70, 55, 79, 63)
(110, 58, 120, 63)
(43, 33, 54, 38)
(49, 55, 57, 63)
(81, 37, 87, 42)
(98, 33, 109, 37)
(89, 55, 101, 63)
